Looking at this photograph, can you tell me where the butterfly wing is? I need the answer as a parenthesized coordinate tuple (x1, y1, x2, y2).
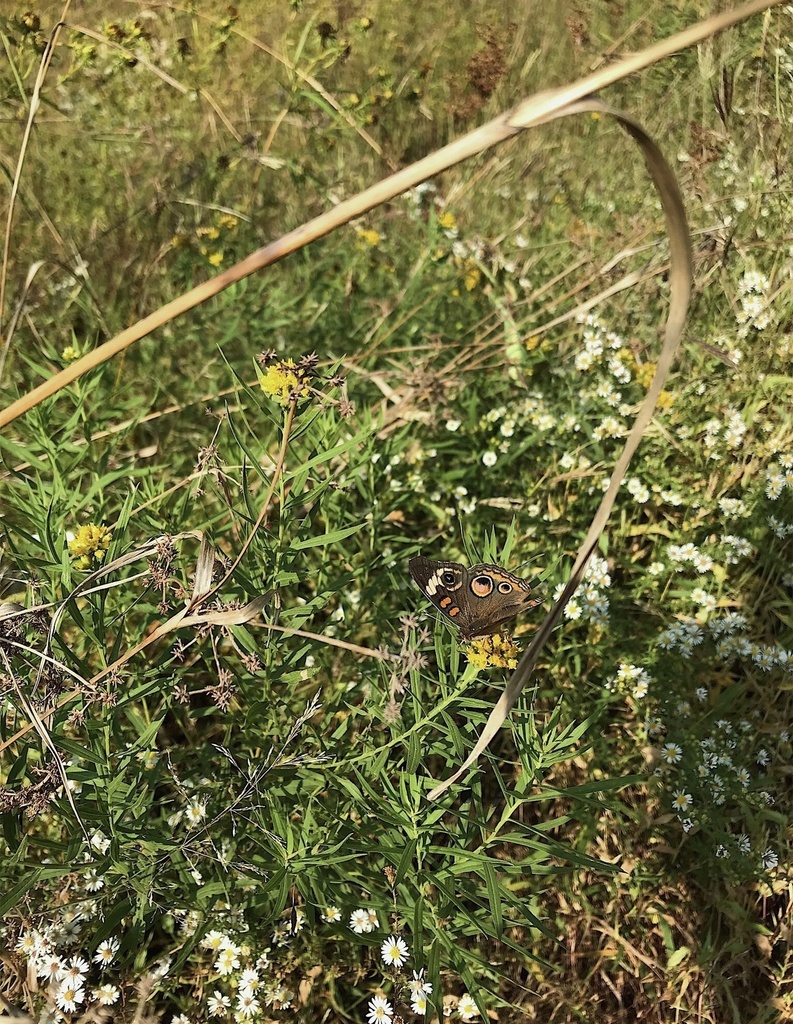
(460, 564, 543, 638)
(408, 557, 470, 628)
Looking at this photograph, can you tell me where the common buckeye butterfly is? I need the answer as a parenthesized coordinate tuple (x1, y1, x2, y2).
(408, 556, 542, 640)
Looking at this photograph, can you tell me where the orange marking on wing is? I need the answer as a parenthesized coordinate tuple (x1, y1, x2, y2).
(439, 596, 452, 608)
(449, 607, 461, 617)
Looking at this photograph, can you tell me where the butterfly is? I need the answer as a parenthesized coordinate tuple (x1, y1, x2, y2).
(408, 556, 542, 640)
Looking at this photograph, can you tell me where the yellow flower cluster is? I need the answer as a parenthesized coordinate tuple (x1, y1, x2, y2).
(68, 524, 112, 570)
(259, 359, 311, 406)
(172, 215, 239, 267)
(464, 262, 481, 291)
(465, 633, 520, 670)
(356, 227, 381, 248)
(634, 361, 656, 388)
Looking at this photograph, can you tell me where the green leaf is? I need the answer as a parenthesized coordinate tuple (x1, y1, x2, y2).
(290, 522, 364, 549)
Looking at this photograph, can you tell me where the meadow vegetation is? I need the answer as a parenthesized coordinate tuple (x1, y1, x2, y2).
(1, 2, 792, 1021)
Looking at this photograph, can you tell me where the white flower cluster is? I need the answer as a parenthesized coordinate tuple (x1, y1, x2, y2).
(768, 515, 793, 539)
(200, 930, 287, 1018)
(702, 408, 747, 458)
(667, 543, 714, 574)
(722, 535, 754, 563)
(657, 621, 704, 657)
(613, 662, 653, 700)
(709, 612, 748, 636)
(558, 555, 611, 626)
(764, 457, 793, 499)
(14, 928, 121, 1014)
(736, 269, 773, 331)
(625, 477, 650, 503)
(574, 315, 630, 380)
(718, 497, 749, 518)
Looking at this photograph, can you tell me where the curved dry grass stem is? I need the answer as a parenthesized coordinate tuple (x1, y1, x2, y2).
(427, 98, 693, 800)
(0, 0, 781, 430)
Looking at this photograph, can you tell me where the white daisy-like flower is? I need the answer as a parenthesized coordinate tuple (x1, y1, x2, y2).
(93, 937, 120, 966)
(407, 970, 433, 997)
(201, 930, 228, 952)
(37, 955, 66, 982)
(55, 980, 85, 1013)
(366, 908, 380, 931)
(481, 451, 497, 467)
(215, 947, 240, 975)
(458, 993, 480, 1019)
(94, 983, 120, 1006)
(350, 908, 372, 934)
(381, 935, 409, 968)
(412, 992, 428, 1014)
(151, 955, 172, 980)
(367, 994, 394, 1024)
(672, 791, 693, 813)
(83, 868, 105, 892)
(236, 992, 260, 1018)
(445, 419, 461, 432)
(661, 743, 683, 765)
(239, 968, 261, 997)
(207, 991, 231, 1017)
(15, 930, 44, 958)
(64, 956, 90, 981)
(322, 906, 341, 923)
(90, 831, 111, 854)
(267, 984, 292, 1009)
(762, 848, 778, 869)
(185, 797, 208, 827)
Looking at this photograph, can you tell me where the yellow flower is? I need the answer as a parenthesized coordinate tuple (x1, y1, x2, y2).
(464, 264, 481, 291)
(356, 228, 381, 248)
(68, 524, 112, 570)
(465, 633, 520, 670)
(196, 225, 220, 240)
(62, 345, 80, 362)
(170, 233, 190, 249)
(656, 389, 675, 409)
(525, 335, 541, 351)
(635, 361, 656, 388)
(259, 358, 311, 406)
(438, 211, 457, 232)
(207, 251, 224, 266)
(218, 214, 238, 230)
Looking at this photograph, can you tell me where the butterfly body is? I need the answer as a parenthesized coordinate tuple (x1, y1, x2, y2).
(408, 556, 542, 640)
